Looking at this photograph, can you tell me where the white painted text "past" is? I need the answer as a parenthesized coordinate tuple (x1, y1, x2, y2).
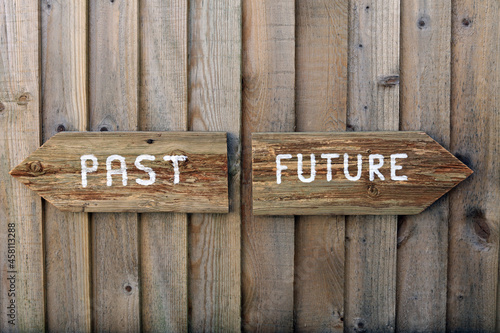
(80, 154, 188, 187)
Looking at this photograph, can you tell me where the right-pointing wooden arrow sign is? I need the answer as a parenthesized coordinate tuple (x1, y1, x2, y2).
(252, 132, 472, 215)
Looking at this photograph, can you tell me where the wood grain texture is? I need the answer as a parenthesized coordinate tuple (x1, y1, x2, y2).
(252, 132, 471, 215)
(41, 0, 91, 331)
(448, 0, 499, 331)
(398, 0, 451, 331)
(295, 0, 348, 132)
(89, 0, 140, 330)
(11, 132, 229, 213)
(0, 0, 44, 331)
(242, 0, 296, 330)
(139, 0, 188, 331)
(345, 0, 400, 331)
(188, 0, 241, 330)
(294, 0, 347, 330)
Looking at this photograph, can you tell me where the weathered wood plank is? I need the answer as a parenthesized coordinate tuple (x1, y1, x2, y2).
(294, 0, 347, 330)
(345, 0, 400, 331)
(397, 0, 451, 331)
(11, 132, 229, 213)
(448, 0, 499, 331)
(295, 0, 348, 134)
(89, 0, 140, 330)
(252, 132, 470, 215)
(242, 0, 295, 330)
(0, 0, 44, 331)
(188, 0, 241, 330)
(139, 0, 188, 331)
(41, 0, 91, 331)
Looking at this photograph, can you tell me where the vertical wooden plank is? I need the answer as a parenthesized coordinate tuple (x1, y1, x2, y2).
(41, 1, 91, 331)
(242, 0, 295, 331)
(345, 1, 400, 332)
(139, 0, 188, 331)
(188, 0, 241, 330)
(89, 0, 140, 331)
(398, 1, 451, 331)
(294, 0, 348, 331)
(448, 0, 499, 331)
(0, 0, 44, 331)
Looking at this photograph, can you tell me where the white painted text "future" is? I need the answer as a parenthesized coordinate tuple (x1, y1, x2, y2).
(275, 153, 408, 184)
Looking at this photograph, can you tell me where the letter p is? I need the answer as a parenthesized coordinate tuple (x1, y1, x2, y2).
(81, 155, 98, 188)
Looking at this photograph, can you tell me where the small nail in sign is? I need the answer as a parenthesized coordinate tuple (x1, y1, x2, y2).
(10, 132, 228, 213)
(252, 132, 472, 215)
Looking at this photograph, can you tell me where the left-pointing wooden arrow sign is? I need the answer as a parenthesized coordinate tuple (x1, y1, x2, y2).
(10, 132, 229, 213)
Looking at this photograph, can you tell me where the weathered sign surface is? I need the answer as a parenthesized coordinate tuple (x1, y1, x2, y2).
(252, 132, 473, 215)
(10, 132, 229, 213)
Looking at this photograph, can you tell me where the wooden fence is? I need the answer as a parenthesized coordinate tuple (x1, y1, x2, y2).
(0, 0, 498, 331)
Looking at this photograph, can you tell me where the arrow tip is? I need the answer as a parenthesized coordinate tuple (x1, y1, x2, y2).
(9, 163, 23, 177)
(456, 156, 474, 179)
(9, 159, 45, 183)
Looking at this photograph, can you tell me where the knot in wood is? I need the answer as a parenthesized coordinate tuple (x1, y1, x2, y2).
(29, 161, 43, 173)
(377, 75, 399, 87)
(354, 318, 367, 333)
(367, 184, 379, 197)
(0, 102, 5, 112)
(17, 93, 31, 105)
(467, 207, 490, 241)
